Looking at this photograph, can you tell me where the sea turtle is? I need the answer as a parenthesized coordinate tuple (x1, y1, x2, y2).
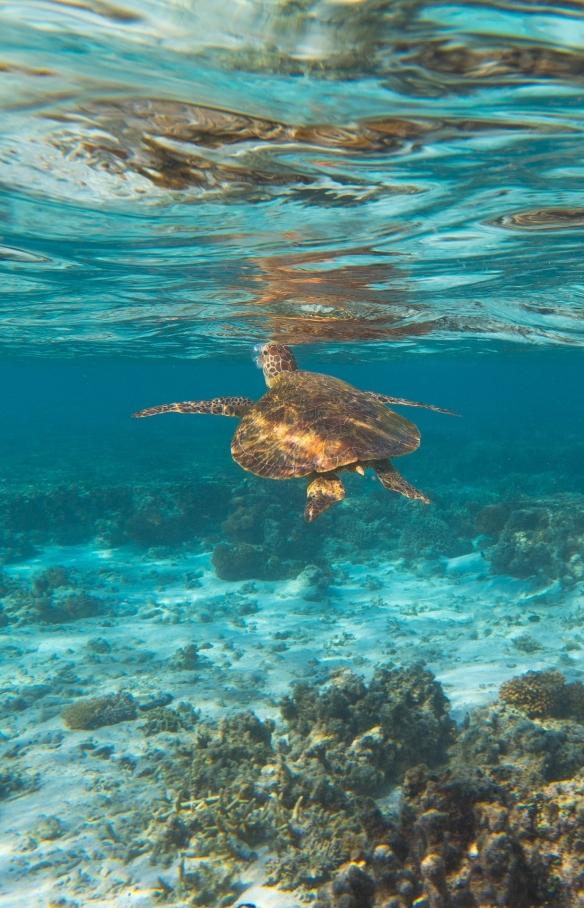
(132, 343, 458, 522)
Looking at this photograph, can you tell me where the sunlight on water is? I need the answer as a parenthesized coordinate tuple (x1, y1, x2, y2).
(2, 3, 584, 908)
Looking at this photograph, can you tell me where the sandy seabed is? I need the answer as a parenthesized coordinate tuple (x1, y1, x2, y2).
(0, 543, 581, 908)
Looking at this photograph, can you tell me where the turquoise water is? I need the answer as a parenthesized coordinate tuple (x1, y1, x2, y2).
(2, 3, 584, 907)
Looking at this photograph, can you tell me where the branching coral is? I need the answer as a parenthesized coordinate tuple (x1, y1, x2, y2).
(146, 666, 453, 896)
(141, 705, 197, 736)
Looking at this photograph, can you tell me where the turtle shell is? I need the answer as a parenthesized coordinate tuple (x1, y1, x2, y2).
(231, 371, 421, 479)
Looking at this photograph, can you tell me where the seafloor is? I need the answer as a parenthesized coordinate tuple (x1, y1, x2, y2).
(1, 353, 584, 907)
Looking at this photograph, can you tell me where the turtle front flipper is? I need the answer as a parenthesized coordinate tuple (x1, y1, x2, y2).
(369, 458, 429, 504)
(132, 397, 254, 418)
(368, 393, 460, 417)
(305, 472, 345, 522)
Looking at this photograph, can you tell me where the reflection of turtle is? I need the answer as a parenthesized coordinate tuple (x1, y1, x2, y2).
(132, 344, 458, 522)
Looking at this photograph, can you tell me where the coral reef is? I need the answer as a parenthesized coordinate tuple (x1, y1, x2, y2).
(475, 502, 511, 537)
(145, 665, 453, 894)
(32, 567, 69, 595)
(2, 430, 584, 586)
(141, 704, 197, 736)
(499, 669, 584, 720)
(120, 665, 584, 906)
(62, 692, 137, 730)
(87, 636, 111, 655)
(170, 644, 200, 671)
(388, 763, 584, 908)
(122, 484, 229, 547)
(457, 703, 584, 785)
(314, 670, 584, 908)
(176, 857, 244, 907)
(212, 488, 329, 581)
(36, 591, 103, 624)
(489, 502, 584, 584)
(0, 480, 230, 562)
(511, 632, 542, 654)
(399, 513, 469, 561)
(212, 542, 284, 581)
(32, 816, 63, 841)
(280, 664, 455, 792)
(0, 566, 107, 627)
(9, 652, 584, 907)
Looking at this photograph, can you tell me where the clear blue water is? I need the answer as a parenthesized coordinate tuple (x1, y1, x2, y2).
(2, 3, 584, 907)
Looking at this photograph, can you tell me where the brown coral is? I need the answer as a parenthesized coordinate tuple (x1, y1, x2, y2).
(475, 502, 510, 537)
(314, 669, 584, 908)
(147, 666, 453, 893)
(500, 670, 566, 718)
(499, 670, 584, 722)
(280, 664, 455, 790)
(565, 680, 584, 720)
(62, 692, 137, 730)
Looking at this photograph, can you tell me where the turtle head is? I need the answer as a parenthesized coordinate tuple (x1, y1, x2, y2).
(253, 343, 298, 387)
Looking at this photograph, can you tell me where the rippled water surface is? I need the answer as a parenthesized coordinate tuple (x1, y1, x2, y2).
(2, 0, 584, 355)
(3, 4, 584, 908)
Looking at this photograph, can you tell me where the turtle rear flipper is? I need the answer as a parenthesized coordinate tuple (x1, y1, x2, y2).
(369, 459, 429, 503)
(132, 397, 254, 419)
(305, 473, 345, 522)
(369, 392, 460, 417)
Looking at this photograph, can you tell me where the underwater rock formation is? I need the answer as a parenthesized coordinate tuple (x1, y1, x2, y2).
(32, 815, 63, 841)
(278, 564, 330, 601)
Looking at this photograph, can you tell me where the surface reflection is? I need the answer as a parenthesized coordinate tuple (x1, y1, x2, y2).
(0, 0, 584, 356)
